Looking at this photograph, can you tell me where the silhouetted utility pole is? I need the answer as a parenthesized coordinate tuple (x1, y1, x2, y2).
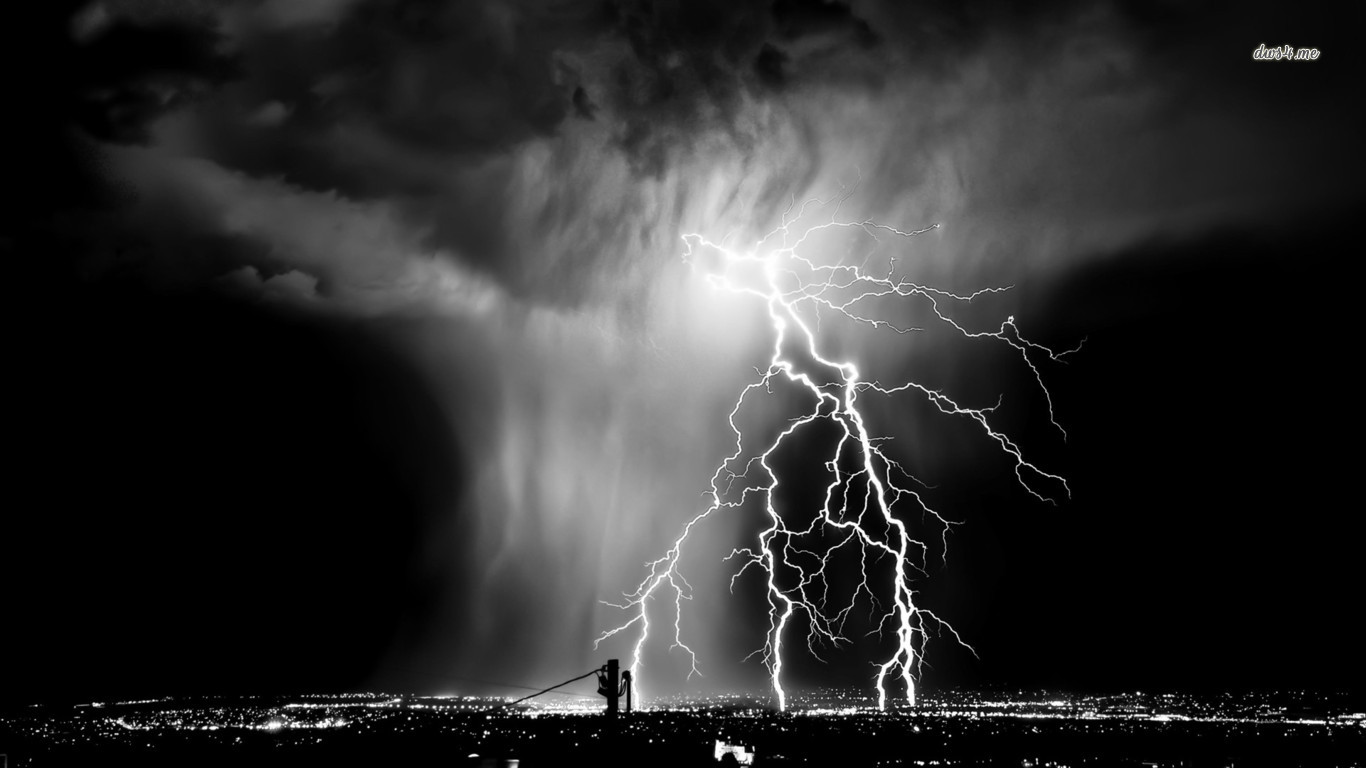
(502, 661, 631, 716)
(597, 659, 620, 715)
(597, 659, 632, 716)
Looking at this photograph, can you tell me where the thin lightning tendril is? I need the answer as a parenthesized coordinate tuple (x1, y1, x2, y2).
(597, 183, 1081, 712)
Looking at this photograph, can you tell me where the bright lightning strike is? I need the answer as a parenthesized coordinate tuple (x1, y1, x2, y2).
(598, 184, 1081, 712)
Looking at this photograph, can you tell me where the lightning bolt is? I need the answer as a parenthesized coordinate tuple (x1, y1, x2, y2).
(597, 183, 1080, 711)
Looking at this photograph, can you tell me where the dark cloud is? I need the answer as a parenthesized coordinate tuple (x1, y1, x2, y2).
(754, 42, 790, 88)
(571, 85, 599, 120)
(69, 15, 239, 143)
(188, 1, 610, 193)
(596, 0, 888, 175)
(31, 0, 897, 299)
(49, 0, 1355, 310)
(771, 0, 876, 46)
(6, 0, 1362, 703)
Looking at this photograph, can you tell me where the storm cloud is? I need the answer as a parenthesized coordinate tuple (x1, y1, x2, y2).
(7, 0, 1360, 703)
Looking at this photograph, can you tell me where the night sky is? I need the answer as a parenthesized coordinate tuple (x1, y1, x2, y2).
(3, 0, 1362, 708)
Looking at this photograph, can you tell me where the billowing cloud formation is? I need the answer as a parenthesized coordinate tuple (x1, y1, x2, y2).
(47, 0, 1361, 695)
(71, 0, 1356, 312)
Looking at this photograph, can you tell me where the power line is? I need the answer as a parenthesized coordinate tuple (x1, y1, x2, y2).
(398, 669, 598, 700)
(494, 668, 604, 710)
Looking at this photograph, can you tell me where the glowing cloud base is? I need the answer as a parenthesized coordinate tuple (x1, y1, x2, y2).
(599, 188, 1079, 711)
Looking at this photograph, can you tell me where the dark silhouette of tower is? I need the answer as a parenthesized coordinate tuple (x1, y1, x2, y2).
(596, 659, 632, 716)
(597, 659, 620, 716)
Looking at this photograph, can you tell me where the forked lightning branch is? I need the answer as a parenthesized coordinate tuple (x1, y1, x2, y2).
(598, 188, 1081, 711)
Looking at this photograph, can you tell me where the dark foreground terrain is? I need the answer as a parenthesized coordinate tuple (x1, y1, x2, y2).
(2, 690, 1362, 767)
